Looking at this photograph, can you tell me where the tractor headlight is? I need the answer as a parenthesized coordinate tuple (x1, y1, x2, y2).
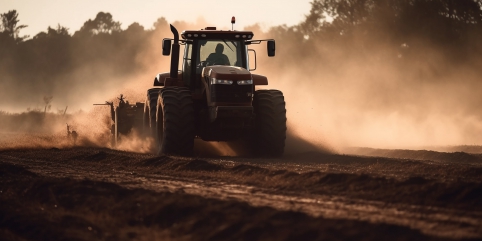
(211, 78, 233, 85)
(237, 80, 253, 85)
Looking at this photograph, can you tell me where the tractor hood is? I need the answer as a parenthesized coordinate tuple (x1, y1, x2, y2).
(202, 66, 252, 81)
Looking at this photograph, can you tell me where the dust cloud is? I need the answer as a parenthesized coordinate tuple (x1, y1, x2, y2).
(0, 109, 110, 149)
(251, 31, 482, 153)
(265, 60, 482, 152)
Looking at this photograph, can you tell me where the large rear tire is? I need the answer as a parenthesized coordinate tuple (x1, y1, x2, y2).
(253, 89, 287, 157)
(156, 87, 194, 156)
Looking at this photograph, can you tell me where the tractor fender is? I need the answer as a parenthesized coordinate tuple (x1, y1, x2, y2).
(153, 71, 183, 86)
(153, 72, 167, 86)
(252, 74, 268, 85)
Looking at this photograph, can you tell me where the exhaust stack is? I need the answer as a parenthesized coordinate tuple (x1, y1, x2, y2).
(169, 24, 180, 79)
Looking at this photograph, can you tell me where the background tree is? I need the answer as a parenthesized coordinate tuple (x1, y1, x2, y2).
(43, 96, 53, 113)
(34, 24, 70, 39)
(0, 10, 28, 42)
(74, 12, 121, 37)
(300, 0, 482, 61)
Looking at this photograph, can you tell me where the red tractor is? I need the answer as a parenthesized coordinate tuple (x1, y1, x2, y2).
(144, 20, 286, 157)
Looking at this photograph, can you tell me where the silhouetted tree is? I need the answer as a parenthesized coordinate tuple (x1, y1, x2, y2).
(43, 96, 52, 113)
(49, 24, 70, 36)
(153, 17, 169, 31)
(126, 22, 144, 33)
(301, 0, 482, 60)
(34, 24, 70, 39)
(0, 10, 28, 42)
(75, 12, 121, 37)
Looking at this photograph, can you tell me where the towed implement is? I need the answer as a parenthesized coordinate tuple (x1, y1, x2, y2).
(94, 94, 144, 147)
(145, 18, 286, 157)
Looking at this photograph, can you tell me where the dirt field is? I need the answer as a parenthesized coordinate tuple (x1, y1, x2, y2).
(1, 143, 481, 240)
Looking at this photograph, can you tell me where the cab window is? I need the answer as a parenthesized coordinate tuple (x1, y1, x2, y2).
(198, 40, 242, 68)
(182, 43, 192, 86)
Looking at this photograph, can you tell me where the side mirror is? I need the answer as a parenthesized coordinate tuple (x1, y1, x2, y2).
(162, 39, 172, 56)
(267, 40, 275, 57)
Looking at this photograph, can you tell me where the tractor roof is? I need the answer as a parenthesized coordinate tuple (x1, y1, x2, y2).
(181, 27, 254, 40)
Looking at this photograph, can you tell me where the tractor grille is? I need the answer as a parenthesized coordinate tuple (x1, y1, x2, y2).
(211, 84, 252, 103)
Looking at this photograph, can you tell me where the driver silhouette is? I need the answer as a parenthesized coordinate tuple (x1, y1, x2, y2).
(206, 43, 230, 66)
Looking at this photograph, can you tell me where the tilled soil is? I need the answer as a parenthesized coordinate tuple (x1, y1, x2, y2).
(1, 147, 481, 241)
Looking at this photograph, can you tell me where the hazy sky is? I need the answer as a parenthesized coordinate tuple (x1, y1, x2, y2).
(1, 0, 312, 38)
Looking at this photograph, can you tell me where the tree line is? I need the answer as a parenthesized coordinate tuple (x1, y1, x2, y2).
(261, 0, 482, 73)
(0, 11, 167, 82)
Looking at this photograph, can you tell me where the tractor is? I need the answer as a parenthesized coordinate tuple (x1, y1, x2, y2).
(145, 18, 287, 157)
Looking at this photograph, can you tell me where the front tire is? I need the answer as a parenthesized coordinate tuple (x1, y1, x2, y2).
(253, 90, 287, 157)
(156, 87, 194, 156)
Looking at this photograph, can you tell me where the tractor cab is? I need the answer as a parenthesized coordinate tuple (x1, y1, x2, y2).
(179, 28, 253, 89)
(160, 24, 275, 92)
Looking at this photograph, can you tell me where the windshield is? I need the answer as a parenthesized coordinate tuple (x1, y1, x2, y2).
(199, 40, 242, 67)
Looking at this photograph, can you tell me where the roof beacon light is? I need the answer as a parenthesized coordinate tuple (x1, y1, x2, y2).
(231, 16, 235, 31)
